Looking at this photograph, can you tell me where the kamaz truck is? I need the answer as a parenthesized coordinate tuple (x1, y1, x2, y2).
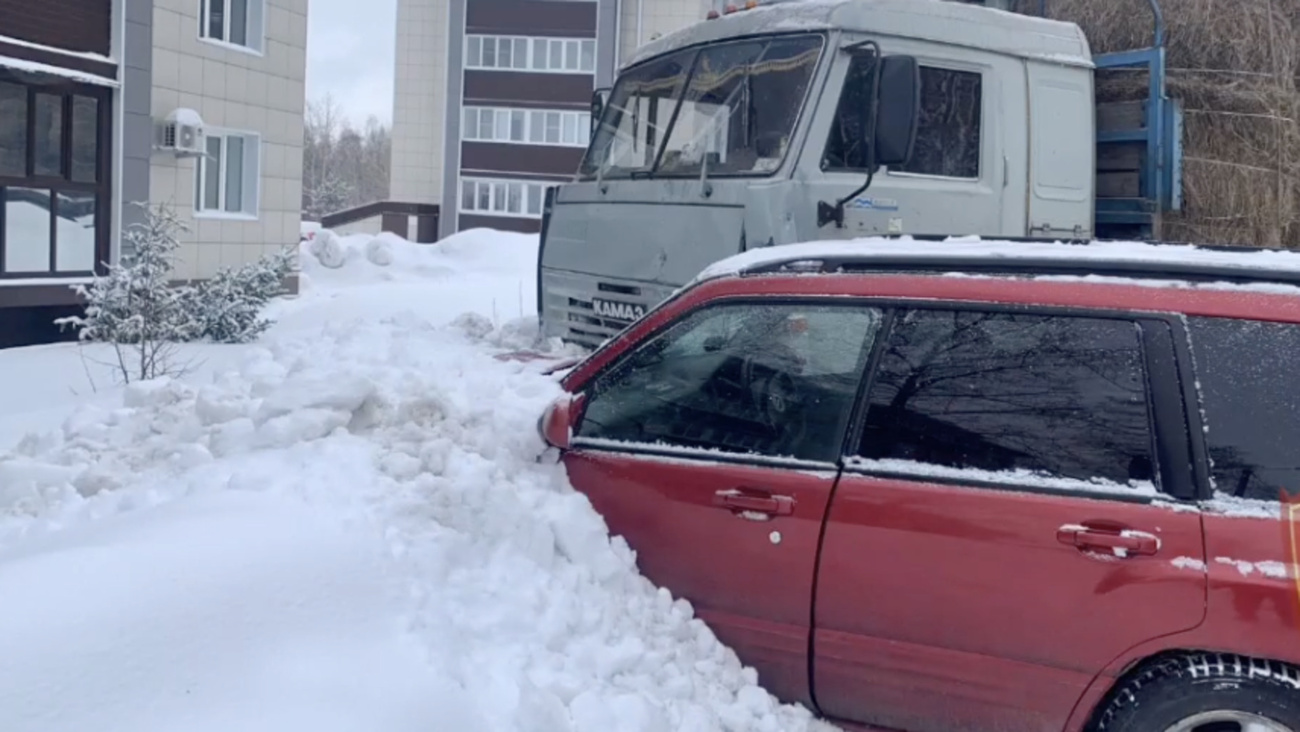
(536, 0, 1183, 348)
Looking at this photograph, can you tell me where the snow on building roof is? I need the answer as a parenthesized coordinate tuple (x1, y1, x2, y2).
(0, 55, 118, 87)
(623, 0, 1092, 71)
(692, 235, 1300, 289)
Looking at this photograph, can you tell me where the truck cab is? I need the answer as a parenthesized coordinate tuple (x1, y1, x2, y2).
(537, 0, 1183, 348)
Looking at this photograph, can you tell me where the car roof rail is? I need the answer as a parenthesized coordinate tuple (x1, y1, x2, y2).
(733, 236, 1300, 289)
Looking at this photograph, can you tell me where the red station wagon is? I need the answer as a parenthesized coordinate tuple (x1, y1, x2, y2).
(537, 238, 1300, 732)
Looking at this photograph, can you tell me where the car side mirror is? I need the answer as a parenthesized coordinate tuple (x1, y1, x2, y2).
(871, 55, 920, 168)
(538, 393, 584, 451)
(591, 88, 611, 141)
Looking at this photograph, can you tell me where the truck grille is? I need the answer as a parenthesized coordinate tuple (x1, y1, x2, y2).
(541, 271, 672, 350)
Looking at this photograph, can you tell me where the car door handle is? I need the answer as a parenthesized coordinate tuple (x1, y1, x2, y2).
(713, 488, 795, 517)
(1057, 524, 1161, 556)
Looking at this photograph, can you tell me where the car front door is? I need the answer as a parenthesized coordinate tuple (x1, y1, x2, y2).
(564, 299, 886, 708)
(811, 306, 1208, 732)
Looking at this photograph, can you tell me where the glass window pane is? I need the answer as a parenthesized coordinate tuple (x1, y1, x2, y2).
(545, 112, 561, 143)
(529, 111, 544, 143)
(532, 39, 547, 70)
(463, 108, 477, 139)
(492, 182, 507, 211)
(581, 39, 595, 72)
(1188, 317, 1300, 501)
(0, 82, 27, 177)
(498, 36, 513, 68)
(224, 136, 245, 212)
(507, 183, 522, 213)
(482, 37, 496, 67)
(527, 184, 541, 215)
(548, 40, 563, 69)
(510, 110, 525, 141)
(4, 187, 52, 273)
(207, 0, 226, 40)
(579, 46, 695, 178)
(476, 181, 489, 210)
(54, 191, 95, 272)
(494, 110, 510, 141)
(229, 0, 248, 45)
(34, 93, 62, 178)
(467, 36, 481, 67)
(479, 109, 494, 139)
(565, 40, 579, 70)
(858, 310, 1153, 490)
(203, 135, 223, 210)
(70, 96, 99, 183)
(461, 180, 474, 210)
(577, 303, 883, 462)
(896, 67, 983, 178)
(562, 113, 577, 145)
(513, 38, 528, 69)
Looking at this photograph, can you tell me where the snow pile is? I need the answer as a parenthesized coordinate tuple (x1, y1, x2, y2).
(0, 298, 834, 731)
(303, 227, 538, 284)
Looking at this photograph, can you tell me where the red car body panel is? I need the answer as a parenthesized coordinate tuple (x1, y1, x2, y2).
(563, 450, 838, 708)
(552, 270, 1300, 732)
(813, 475, 1206, 732)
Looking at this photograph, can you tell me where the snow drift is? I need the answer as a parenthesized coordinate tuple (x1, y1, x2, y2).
(0, 227, 837, 732)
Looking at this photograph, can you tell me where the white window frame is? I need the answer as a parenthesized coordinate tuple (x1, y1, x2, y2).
(462, 105, 591, 148)
(464, 35, 596, 74)
(198, 0, 266, 55)
(458, 176, 552, 219)
(194, 129, 261, 220)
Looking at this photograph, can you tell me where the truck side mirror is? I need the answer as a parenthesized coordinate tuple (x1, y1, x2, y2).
(873, 55, 920, 168)
(591, 88, 611, 141)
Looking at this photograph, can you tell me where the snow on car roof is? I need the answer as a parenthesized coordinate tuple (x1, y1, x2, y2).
(692, 235, 1300, 289)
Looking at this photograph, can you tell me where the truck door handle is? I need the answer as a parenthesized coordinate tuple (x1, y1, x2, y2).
(1057, 524, 1160, 556)
(713, 488, 795, 517)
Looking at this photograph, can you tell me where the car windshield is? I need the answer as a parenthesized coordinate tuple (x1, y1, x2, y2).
(579, 32, 825, 180)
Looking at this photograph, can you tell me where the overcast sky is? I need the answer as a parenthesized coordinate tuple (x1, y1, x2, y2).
(305, 0, 398, 127)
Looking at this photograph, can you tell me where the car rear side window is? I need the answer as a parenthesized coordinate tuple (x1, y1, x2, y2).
(1187, 316, 1300, 501)
(854, 309, 1157, 492)
(576, 302, 883, 463)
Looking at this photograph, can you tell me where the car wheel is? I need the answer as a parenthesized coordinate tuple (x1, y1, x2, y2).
(1094, 653, 1300, 732)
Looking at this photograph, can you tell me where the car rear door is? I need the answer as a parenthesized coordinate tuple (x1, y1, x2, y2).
(811, 305, 1208, 732)
(563, 298, 885, 708)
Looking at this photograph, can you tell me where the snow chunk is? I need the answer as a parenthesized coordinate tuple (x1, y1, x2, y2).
(1170, 556, 1207, 572)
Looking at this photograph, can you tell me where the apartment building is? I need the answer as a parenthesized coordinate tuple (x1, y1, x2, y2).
(367, 0, 713, 240)
(0, 0, 307, 347)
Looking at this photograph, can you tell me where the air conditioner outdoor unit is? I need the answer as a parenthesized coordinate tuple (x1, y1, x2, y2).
(155, 108, 207, 158)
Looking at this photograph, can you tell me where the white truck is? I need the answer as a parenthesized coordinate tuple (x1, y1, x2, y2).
(535, 0, 1183, 348)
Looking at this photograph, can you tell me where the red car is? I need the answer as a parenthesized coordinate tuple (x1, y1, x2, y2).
(538, 238, 1300, 732)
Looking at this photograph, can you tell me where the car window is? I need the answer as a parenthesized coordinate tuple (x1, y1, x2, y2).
(576, 302, 884, 463)
(853, 309, 1157, 493)
(1187, 316, 1300, 501)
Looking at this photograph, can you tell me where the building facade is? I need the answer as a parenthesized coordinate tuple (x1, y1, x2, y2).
(382, 0, 715, 239)
(0, 0, 307, 347)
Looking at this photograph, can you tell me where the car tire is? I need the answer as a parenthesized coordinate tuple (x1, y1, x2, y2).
(1093, 652, 1300, 732)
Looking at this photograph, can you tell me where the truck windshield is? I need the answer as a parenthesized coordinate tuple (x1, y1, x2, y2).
(579, 32, 825, 180)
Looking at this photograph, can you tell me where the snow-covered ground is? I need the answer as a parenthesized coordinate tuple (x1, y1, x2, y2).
(0, 229, 837, 732)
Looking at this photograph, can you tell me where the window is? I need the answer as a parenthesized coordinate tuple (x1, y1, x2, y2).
(856, 310, 1155, 491)
(582, 33, 824, 179)
(895, 67, 982, 178)
(460, 177, 550, 218)
(462, 106, 590, 147)
(824, 64, 982, 178)
(199, 0, 264, 52)
(465, 35, 596, 73)
(1188, 317, 1300, 501)
(194, 131, 260, 216)
(0, 77, 108, 276)
(576, 303, 883, 463)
